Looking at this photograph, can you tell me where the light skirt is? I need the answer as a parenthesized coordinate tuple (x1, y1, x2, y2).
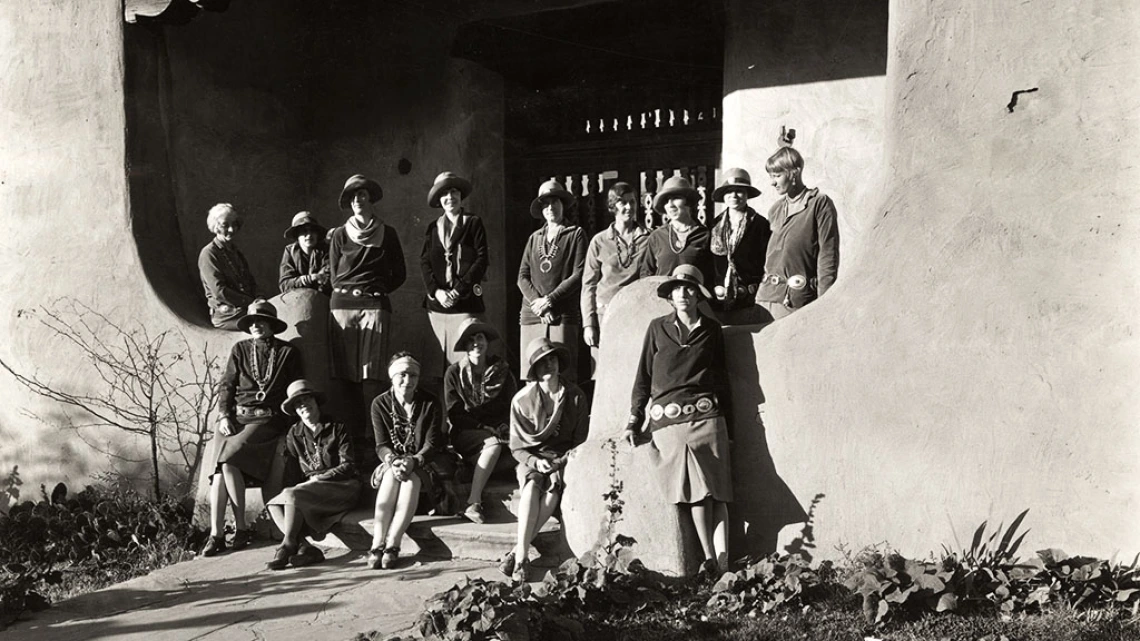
(330, 308, 390, 382)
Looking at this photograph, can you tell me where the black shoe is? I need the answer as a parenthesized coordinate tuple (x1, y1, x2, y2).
(266, 545, 294, 571)
(289, 542, 325, 567)
(381, 547, 400, 569)
(231, 528, 254, 551)
(367, 548, 384, 570)
(201, 536, 227, 557)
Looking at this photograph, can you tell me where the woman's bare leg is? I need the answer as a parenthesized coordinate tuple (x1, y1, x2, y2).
(467, 443, 502, 505)
(371, 470, 399, 550)
(386, 476, 422, 549)
(690, 499, 716, 561)
(514, 480, 540, 562)
(712, 500, 729, 568)
(220, 464, 246, 530)
(209, 473, 229, 538)
(268, 502, 301, 548)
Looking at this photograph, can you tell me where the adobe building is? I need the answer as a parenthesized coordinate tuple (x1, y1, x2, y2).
(1, 0, 1136, 571)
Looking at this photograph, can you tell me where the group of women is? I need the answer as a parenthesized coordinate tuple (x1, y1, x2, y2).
(196, 142, 839, 577)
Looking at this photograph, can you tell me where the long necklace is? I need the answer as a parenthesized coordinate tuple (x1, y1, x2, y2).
(614, 227, 637, 269)
(247, 341, 278, 402)
(388, 399, 418, 454)
(538, 227, 560, 273)
(219, 244, 253, 295)
(302, 426, 324, 471)
(669, 223, 693, 254)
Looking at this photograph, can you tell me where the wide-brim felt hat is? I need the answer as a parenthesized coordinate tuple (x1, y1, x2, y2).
(283, 211, 327, 240)
(427, 172, 473, 208)
(652, 176, 700, 214)
(237, 299, 289, 335)
(280, 378, 326, 416)
(524, 337, 570, 381)
(712, 168, 761, 202)
(339, 174, 383, 210)
(656, 264, 712, 300)
(529, 179, 576, 219)
(452, 318, 500, 353)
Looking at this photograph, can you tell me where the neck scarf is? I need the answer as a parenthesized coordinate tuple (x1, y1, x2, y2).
(710, 208, 751, 257)
(509, 381, 566, 450)
(458, 355, 509, 408)
(437, 212, 466, 286)
(345, 216, 386, 247)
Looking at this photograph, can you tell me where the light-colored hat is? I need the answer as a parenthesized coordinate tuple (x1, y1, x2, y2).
(427, 172, 473, 208)
(655, 264, 712, 300)
(280, 379, 326, 416)
(529, 179, 576, 219)
(652, 176, 699, 214)
(523, 337, 570, 382)
(712, 168, 761, 202)
(282, 211, 327, 240)
(452, 318, 500, 353)
(237, 299, 288, 335)
(339, 174, 383, 210)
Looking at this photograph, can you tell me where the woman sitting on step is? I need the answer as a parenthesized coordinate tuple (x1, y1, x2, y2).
(367, 353, 443, 570)
(503, 338, 590, 582)
(443, 318, 518, 525)
(265, 379, 361, 571)
(203, 300, 301, 557)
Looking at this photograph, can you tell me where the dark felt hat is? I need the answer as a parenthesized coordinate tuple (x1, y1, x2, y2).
(237, 299, 289, 335)
(523, 337, 570, 382)
(655, 264, 712, 300)
(339, 174, 383, 210)
(280, 379, 326, 416)
(452, 318, 500, 353)
(712, 168, 761, 202)
(529, 179, 576, 219)
(282, 211, 328, 240)
(427, 172, 473, 208)
(652, 176, 699, 214)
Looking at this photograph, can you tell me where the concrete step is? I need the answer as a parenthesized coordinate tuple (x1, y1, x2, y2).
(321, 507, 574, 569)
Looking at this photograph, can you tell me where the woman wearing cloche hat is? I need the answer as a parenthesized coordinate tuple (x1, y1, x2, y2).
(202, 299, 302, 558)
(627, 265, 732, 577)
(638, 175, 714, 292)
(516, 179, 587, 382)
(279, 211, 331, 295)
(709, 168, 771, 318)
(327, 174, 406, 402)
(264, 379, 361, 570)
(420, 171, 491, 379)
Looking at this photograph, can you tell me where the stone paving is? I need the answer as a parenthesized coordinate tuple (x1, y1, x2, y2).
(7, 544, 503, 641)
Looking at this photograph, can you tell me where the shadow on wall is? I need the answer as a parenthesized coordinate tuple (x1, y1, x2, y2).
(723, 0, 888, 94)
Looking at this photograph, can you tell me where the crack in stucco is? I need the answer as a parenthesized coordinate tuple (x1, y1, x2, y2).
(1006, 87, 1039, 113)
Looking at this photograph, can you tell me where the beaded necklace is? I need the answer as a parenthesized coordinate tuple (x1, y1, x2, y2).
(247, 340, 278, 402)
(301, 425, 324, 471)
(218, 243, 253, 296)
(538, 226, 561, 273)
(387, 398, 418, 455)
(613, 226, 638, 269)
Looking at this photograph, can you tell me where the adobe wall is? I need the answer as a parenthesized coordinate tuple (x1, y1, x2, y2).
(743, 0, 1140, 558)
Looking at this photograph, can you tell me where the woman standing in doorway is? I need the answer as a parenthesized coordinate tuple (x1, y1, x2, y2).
(517, 179, 587, 383)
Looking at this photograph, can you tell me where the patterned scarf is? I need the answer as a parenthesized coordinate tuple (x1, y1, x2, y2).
(458, 356, 509, 409)
(710, 208, 751, 257)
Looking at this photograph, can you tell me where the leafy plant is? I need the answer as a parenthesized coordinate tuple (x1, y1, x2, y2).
(418, 577, 532, 641)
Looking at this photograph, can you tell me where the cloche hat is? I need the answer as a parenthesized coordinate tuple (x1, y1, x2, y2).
(452, 318, 500, 353)
(523, 337, 570, 381)
(652, 176, 700, 214)
(339, 174, 383, 210)
(282, 211, 327, 240)
(427, 172, 473, 208)
(237, 299, 289, 335)
(529, 179, 576, 219)
(280, 379, 326, 416)
(655, 264, 712, 300)
(712, 168, 761, 202)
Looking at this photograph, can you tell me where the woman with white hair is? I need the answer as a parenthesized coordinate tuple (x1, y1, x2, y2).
(198, 203, 258, 330)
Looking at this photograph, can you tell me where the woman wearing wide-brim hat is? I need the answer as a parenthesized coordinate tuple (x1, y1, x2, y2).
(504, 336, 589, 581)
(279, 211, 332, 295)
(198, 203, 258, 330)
(753, 144, 840, 320)
(709, 168, 772, 320)
(264, 379, 361, 570)
(627, 264, 732, 576)
(517, 179, 588, 383)
(202, 299, 302, 558)
(420, 172, 491, 380)
(443, 318, 518, 524)
(638, 176, 714, 292)
(327, 174, 406, 399)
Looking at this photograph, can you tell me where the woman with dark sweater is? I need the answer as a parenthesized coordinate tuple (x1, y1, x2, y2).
(202, 300, 301, 557)
(443, 318, 517, 524)
(420, 172, 490, 379)
(517, 179, 587, 382)
(709, 168, 771, 318)
(328, 174, 406, 393)
(198, 203, 258, 330)
(638, 176, 714, 291)
(627, 265, 732, 575)
(367, 352, 443, 570)
(279, 211, 331, 295)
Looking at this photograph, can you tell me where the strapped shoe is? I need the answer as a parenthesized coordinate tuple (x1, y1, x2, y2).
(289, 542, 325, 567)
(367, 548, 384, 570)
(231, 528, 254, 551)
(463, 502, 486, 525)
(201, 535, 227, 557)
(266, 545, 294, 571)
(497, 551, 516, 577)
(511, 557, 530, 583)
(381, 547, 400, 570)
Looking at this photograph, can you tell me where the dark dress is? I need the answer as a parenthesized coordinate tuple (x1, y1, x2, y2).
(198, 239, 257, 330)
(630, 313, 732, 504)
(279, 242, 331, 295)
(370, 388, 444, 489)
(420, 213, 489, 315)
(208, 337, 301, 483)
(268, 419, 361, 537)
(443, 355, 518, 459)
(710, 207, 771, 310)
(639, 224, 714, 290)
